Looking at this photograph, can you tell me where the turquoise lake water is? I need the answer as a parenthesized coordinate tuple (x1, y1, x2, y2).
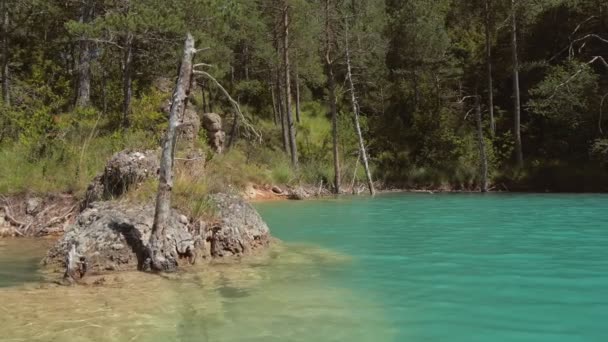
(1, 193, 607, 341)
(255, 193, 608, 342)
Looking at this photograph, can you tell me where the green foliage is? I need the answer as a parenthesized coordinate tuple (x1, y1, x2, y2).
(528, 61, 599, 129)
(129, 90, 167, 139)
(1, 0, 607, 195)
(590, 139, 608, 167)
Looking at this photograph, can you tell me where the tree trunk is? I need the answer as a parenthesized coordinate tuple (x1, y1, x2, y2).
(475, 96, 489, 192)
(75, 0, 93, 108)
(102, 68, 108, 115)
(270, 76, 279, 126)
(1, 0, 9, 106)
(148, 33, 195, 272)
(485, 0, 495, 136)
(345, 22, 375, 196)
(294, 57, 301, 123)
(511, 0, 523, 168)
(122, 30, 134, 127)
(201, 81, 208, 112)
(208, 86, 214, 113)
(277, 68, 289, 154)
(329, 66, 340, 193)
(283, 4, 298, 167)
(227, 110, 239, 149)
(326, 0, 340, 194)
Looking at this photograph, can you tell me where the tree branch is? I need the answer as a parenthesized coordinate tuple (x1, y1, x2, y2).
(193, 70, 261, 143)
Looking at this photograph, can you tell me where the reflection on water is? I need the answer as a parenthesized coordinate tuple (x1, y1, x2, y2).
(0, 239, 395, 342)
(0, 238, 53, 288)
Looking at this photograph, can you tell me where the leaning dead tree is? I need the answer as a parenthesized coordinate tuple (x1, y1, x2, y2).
(147, 33, 196, 272)
(345, 21, 375, 196)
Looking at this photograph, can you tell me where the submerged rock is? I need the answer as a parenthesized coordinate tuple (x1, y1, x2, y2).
(208, 193, 271, 258)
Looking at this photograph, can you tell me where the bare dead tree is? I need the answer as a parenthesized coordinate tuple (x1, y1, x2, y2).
(511, 0, 523, 169)
(147, 33, 196, 272)
(345, 20, 375, 196)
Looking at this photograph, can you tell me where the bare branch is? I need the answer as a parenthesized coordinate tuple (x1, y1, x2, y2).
(547, 56, 608, 101)
(193, 70, 262, 143)
(193, 63, 213, 68)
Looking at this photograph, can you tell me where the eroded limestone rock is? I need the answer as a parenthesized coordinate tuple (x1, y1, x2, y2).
(83, 150, 159, 208)
(202, 113, 225, 154)
(44, 194, 271, 277)
(44, 202, 195, 274)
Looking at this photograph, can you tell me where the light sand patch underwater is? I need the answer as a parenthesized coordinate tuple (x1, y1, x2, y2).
(0, 240, 395, 342)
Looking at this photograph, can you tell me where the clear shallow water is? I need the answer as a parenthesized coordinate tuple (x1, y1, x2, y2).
(0, 239, 393, 341)
(255, 193, 608, 342)
(1, 193, 607, 341)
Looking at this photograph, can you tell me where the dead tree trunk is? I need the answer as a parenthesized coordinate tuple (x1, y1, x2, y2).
(64, 244, 87, 284)
(1, 0, 9, 106)
(283, 4, 298, 167)
(326, 0, 340, 194)
(511, 0, 523, 168)
(475, 96, 489, 192)
(484, 0, 495, 136)
(345, 22, 375, 196)
(75, 0, 93, 108)
(122, 30, 134, 127)
(148, 33, 195, 272)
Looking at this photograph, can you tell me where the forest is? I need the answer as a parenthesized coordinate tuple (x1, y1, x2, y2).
(1, 0, 607, 195)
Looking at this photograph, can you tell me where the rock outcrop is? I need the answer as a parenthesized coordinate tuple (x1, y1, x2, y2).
(44, 201, 194, 274)
(288, 187, 311, 200)
(179, 108, 201, 145)
(160, 100, 201, 148)
(206, 193, 271, 257)
(44, 194, 271, 277)
(202, 113, 225, 154)
(83, 150, 159, 208)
